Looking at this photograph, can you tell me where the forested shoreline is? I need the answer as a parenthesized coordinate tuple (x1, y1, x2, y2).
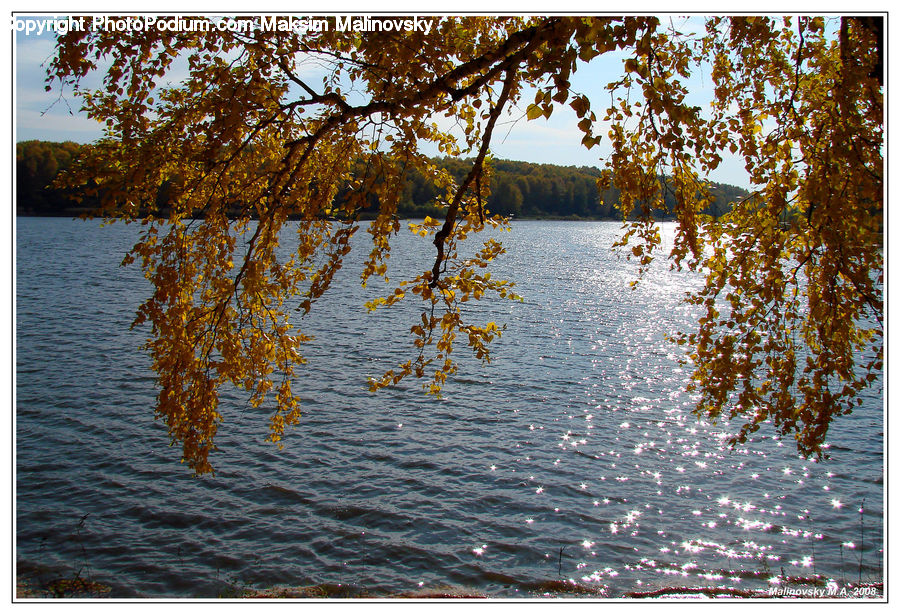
(16, 140, 747, 219)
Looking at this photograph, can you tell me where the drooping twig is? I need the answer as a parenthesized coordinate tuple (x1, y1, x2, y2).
(430, 65, 518, 287)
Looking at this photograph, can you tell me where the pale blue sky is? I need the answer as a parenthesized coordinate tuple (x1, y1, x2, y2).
(14, 14, 752, 188)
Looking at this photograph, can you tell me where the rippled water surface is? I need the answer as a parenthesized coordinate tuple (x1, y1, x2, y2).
(16, 218, 883, 598)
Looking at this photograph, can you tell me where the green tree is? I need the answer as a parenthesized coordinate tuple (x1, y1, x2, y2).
(46, 15, 882, 474)
(489, 175, 523, 216)
(16, 140, 85, 214)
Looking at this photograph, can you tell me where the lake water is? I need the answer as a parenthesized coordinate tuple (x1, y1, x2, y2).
(15, 217, 884, 598)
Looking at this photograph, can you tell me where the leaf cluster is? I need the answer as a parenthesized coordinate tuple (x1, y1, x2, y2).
(45, 15, 882, 472)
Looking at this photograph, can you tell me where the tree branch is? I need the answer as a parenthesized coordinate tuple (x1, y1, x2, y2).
(431, 65, 518, 286)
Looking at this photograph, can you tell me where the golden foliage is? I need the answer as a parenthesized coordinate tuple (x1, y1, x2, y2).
(48, 16, 882, 472)
(610, 16, 883, 456)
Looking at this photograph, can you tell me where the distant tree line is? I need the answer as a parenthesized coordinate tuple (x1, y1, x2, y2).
(398, 157, 747, 219)
(16, 140, 96, 216)
(17, 140, 747, 219)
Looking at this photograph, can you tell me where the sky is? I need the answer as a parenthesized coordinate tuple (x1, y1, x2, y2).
(11, 12, 822, 190)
